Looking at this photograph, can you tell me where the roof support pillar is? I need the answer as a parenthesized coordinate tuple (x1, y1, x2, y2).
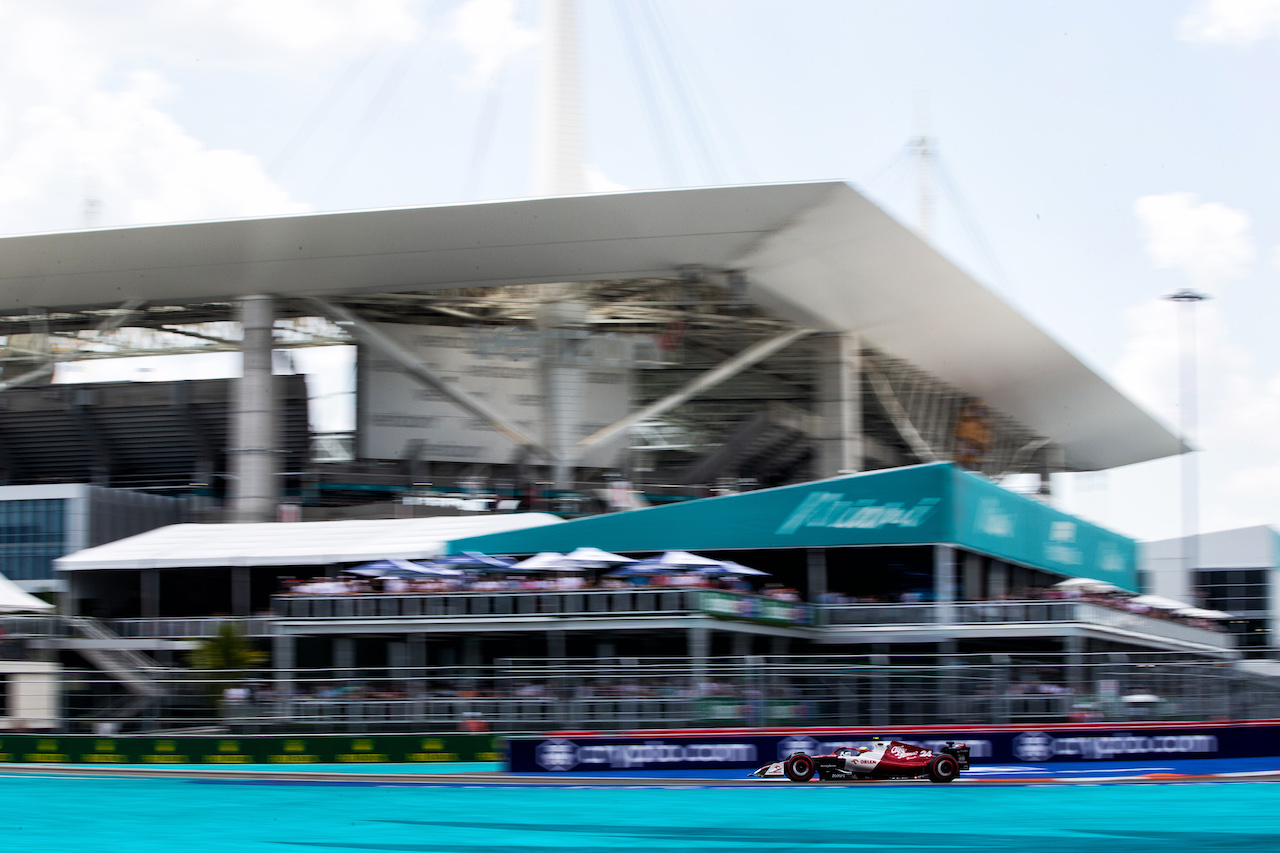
(231, 566, 251, 617)
(806, 548, 828, 601)
(232, 295, 278, 523)
(934, 544, 957, 626)
(1038, 444, 1066, 499)
(539, 286, 588, 490)
(814, 332, 864, 477)
(140, 569, 160, 619)
(272, 632, 296, 719)
(688, 624, 709, 697)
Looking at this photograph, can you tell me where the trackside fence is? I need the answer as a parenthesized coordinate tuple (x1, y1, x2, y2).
(23, 651, 1280, 735)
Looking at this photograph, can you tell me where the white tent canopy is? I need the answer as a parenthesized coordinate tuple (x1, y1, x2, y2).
(646, 551, 729, 568)
(561, 547, 636, 566)
(56, 513, 564, 571)
(0, 572, 55, 612)
(1131, 594, 1195, 611)
(1175, 606, 1234, 620)
(509, 552, 570, 570)
(1053, 577, 1122, 593)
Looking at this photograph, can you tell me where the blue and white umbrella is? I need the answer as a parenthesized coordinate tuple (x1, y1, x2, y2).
(426, 551, 517, 572)
(697, 560, 769, 577)
(343, 558, 462, 578)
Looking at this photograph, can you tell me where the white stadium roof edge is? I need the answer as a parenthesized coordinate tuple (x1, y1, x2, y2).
(0, 180, 1178, 471)
(54, 513, 565, 571)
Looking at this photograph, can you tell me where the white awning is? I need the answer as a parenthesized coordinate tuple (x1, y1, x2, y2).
(55, 513, 564, 571)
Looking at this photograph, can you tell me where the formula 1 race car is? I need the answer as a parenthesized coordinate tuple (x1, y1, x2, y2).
(750, 739, 970, 783)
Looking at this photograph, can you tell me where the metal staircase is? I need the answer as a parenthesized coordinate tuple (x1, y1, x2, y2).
(680, 402, 816, 486)
(62, 616, 168, 718)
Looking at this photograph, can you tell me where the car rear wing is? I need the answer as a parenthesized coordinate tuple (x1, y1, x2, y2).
(942, 742, 970, 771)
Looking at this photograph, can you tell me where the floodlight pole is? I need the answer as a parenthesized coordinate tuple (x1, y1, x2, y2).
(1167, 289, 1207, 581)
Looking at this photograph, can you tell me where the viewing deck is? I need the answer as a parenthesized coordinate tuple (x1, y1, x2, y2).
(91, 593, 1235, 655)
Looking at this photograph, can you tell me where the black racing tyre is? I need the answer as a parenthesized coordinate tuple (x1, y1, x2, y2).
(783, 753, 816, 782)
(927, 754, 959, 783)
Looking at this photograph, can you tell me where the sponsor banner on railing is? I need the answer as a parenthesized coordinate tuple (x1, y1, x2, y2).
(0, 734, 498, 765)
(699, 591, 813, 626)
(508, 723, 1280, 772)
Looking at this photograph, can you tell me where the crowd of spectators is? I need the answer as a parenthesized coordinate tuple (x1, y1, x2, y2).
(276, 568, 1225, 631)
(280, 573, 786, 597)
(1019, 585, 1226, 631)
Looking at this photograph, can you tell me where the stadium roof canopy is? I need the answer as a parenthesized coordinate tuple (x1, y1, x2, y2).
(55, 513, 564, 571)
(0, 181, 1178, 471)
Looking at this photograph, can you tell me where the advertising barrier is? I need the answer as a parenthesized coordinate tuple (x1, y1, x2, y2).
(699, 591, 814, 626)
(0, 734, 498, 765)
(508, 721, 1280, 772)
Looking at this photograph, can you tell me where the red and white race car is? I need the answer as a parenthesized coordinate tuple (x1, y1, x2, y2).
(750, 739, 969, 783)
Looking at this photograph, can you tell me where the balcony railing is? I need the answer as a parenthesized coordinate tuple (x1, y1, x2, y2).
(106, 617, 276, 639)
(821, 601, 1232, 649)
(62, 596, 1231, 653)
(274, 588, 708, 620)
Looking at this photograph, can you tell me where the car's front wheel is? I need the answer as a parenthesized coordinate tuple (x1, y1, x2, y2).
(783, 753, 816, 782)
(927, 754, 959, 783)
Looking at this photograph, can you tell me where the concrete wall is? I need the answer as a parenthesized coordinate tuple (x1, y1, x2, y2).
(0, 660, 61, 730)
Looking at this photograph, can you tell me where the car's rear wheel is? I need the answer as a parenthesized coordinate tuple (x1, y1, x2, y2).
(783, 753, 816, 782)
(927, 754, 959, 783)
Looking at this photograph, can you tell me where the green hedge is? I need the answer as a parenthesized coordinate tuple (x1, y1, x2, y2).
(0, 734, 500, 765)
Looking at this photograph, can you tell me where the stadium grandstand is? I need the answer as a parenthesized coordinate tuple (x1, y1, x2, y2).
(0, 180, 1222, 734)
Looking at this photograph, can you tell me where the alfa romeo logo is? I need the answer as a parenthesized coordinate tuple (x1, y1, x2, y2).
(535, 739, 579, 771)
(1013, 731, 1055, 762)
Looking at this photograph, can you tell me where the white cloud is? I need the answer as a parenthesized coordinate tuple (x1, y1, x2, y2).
(0, 1, 423, 233)
(584, 164, 629, 193)
(1113, 296, 1280, 536)
(1179, 0, 1280, 43)
(448, 0, 538, 88)
(1133, 192, 1254, 290)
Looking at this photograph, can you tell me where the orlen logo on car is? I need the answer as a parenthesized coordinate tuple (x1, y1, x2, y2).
(535, 739, 580, 771)
(889, 744, 932, 760)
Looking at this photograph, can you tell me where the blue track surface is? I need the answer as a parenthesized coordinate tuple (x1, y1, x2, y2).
(3, 766, 1280, 852)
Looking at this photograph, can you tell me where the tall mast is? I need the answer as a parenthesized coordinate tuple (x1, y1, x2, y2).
(910, 92, 935, 242)
(533, 0, 586, 195)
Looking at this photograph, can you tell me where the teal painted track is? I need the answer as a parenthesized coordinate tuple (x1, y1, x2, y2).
(3, 769, 1280, 852)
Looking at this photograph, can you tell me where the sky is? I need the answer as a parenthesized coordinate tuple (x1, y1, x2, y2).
(4, 0, 1279, 543)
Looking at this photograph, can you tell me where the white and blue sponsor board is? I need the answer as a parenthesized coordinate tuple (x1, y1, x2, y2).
(509, 723, 1280, 772)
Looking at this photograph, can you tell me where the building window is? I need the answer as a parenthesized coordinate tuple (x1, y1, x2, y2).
(1228, 618, 1273, 650)
(1194, 568, 1269, 616)
(0, 499, 67, 581)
